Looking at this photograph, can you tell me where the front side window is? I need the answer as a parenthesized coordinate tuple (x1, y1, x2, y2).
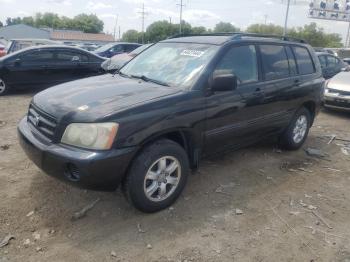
(260, 45, 289, 80)
(293, 46, 315, 75)
(120, 42, 219, 88)
(326, 55, 339, 67)
(214, 45, 258, 84)
(21, 50, 54, 63)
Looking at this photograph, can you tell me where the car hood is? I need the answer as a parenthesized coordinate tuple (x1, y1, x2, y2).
(33, 74, 182, 122)
(328, 72, 350, 92)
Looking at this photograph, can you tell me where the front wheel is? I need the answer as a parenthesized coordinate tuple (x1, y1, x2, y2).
(122, 139, 189, 213)
(0, 78, 10, 96)
(279, 107, 311, 150)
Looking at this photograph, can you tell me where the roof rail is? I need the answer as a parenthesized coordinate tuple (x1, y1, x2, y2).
(168, 32, 307, 44)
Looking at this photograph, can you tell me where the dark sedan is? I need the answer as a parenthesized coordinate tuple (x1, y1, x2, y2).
(317, 52, 348, 79)
(0, 45, 106, 95)
(93, 42, 141, 58)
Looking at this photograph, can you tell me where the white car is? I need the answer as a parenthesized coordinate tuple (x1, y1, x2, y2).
(324, 72, 350, 111)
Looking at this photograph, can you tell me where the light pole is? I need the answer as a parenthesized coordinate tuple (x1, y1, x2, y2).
(283, 0, 291, 36)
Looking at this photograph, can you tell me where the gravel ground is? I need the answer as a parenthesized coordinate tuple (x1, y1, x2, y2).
(0, 91, 350, 262)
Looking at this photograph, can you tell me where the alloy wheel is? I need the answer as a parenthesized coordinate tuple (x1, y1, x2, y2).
(143, 156, 181, 202)
(292, 115, 308, 144)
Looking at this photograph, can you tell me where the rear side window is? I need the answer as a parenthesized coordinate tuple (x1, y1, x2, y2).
(56, 50, 89, 62)
(318, 55, 327, 68)
(293, 46, 315, 75)
(260, 45, 289, 80)
(214, 45, 258, 84)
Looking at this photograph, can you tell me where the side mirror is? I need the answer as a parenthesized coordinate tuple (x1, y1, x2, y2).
(212, 74, 237, 92)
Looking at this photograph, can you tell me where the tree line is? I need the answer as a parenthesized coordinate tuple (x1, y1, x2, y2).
(122, 21, 343, 48)
(2, 13, 104, 34)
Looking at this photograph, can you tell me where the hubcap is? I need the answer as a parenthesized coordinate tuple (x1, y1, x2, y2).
(292, 115, 308, 144)
(144, 156, 181, 202)
(0, 78, 5, 94)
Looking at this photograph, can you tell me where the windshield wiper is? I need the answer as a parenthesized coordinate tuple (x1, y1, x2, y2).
(130, 74, 170, 87)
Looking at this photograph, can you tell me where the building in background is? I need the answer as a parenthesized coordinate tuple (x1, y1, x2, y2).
(0, 24, 115, 46)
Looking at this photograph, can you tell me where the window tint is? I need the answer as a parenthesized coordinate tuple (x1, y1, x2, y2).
(111, 45, 124, 52)
(293, 46, 315, 75)
(286, 46, 297, 75)
(56, 50, 89, 62)
(21, 50, 54, 62)
(260, 45, 289, 80)
(318, 55, 327, 68)
(214, 45, 258, 84)
(326, 55, 339, 67)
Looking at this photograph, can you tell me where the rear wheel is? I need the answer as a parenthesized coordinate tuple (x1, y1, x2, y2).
(280, 107, 311, 150)
(0, 78, 10, 96)
(122, 139, 189, 213)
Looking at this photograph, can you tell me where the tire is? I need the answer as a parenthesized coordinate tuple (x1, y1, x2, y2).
(0, 77, 10, 96)
(279, 107, 311, 150)
(122, 139, 189, 213)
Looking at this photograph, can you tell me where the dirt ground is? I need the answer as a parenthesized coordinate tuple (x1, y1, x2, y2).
(0, 91, 350, 262)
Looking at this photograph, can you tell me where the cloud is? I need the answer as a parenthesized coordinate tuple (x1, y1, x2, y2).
(46, 0, 72, 5)
(99, 13, 118, 19)
(86, 1, 113, 10)
(183, 10, 220, 22)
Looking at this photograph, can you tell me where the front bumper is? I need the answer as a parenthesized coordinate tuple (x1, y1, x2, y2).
(324, 92, 350, 111)
(18, 117, 138, 191)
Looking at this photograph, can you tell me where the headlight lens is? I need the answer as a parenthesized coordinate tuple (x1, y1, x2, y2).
(61, 123, 118, 150)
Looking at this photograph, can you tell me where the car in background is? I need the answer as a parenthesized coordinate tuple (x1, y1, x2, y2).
(343, 58, 350, 65)
(93, 42, 141, 58)
(101, 44, 152, 73)
(324, 72, 350, 111)
(5, 39, 61, 54)
(0, 45, 105, 95)
(0, 44, 5, 58)
(317, 52, 348, 79)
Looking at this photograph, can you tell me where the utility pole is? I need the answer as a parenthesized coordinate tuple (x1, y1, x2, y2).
(138, 3, 147, 44)
(283, 0, 291, 36)
(113, 14, 119, 41)
(119, 26, 121, 41)
(264, 14, 268, 25)
(177, 0, 185, 34)
(346, 21, 350, 48)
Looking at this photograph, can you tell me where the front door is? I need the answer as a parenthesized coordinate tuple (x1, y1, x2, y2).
(204, 44, 269, 155)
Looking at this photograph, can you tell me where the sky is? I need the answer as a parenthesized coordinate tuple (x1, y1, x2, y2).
(0, 0, 349, 43)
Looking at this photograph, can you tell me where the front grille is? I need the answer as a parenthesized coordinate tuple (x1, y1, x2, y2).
(328, 88, 350, 96)
(27, 104, 57, 141)
(325, 100, 350, 109)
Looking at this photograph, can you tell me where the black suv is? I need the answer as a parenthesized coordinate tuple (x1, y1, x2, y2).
(18, 33, 324, 213)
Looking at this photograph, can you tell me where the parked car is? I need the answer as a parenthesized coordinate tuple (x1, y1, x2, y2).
(18, 34, 324, 213)
(317, 52, 348, 79)
(5, 39, 60, 54)
(0, 44, 5, 58)
(0, 45, 105, 95)
(324, 72, 350, 111)
(101, 44, 152, 73)
(93, 42, 141, 58)
(343, 57, 350, 65)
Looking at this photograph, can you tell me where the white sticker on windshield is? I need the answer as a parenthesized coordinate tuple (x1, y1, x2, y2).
(181, 50, 205, 57)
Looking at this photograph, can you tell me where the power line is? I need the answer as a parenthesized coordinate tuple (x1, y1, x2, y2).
(177, 0, 186, 34)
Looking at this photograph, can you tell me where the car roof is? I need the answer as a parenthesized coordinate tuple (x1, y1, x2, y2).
(161, 33, 308, 46)
(316, 52, 336, 56)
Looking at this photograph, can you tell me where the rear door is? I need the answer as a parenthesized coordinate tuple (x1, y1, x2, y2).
(325, 55, 342, 78)
(204, 44, 270, 154)
(256, 44, 299, 130)
(5, 49, 56, 88)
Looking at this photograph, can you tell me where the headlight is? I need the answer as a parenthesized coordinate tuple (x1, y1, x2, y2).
(61, 123, 118, 150)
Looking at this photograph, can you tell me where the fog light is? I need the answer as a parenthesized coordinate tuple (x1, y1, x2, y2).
(64, 163, 81, 182)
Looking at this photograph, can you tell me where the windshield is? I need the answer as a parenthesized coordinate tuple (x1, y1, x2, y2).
(95, 43, 115, 53)
(130, 44, 152, 56)
(120, 42, 219, 88)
